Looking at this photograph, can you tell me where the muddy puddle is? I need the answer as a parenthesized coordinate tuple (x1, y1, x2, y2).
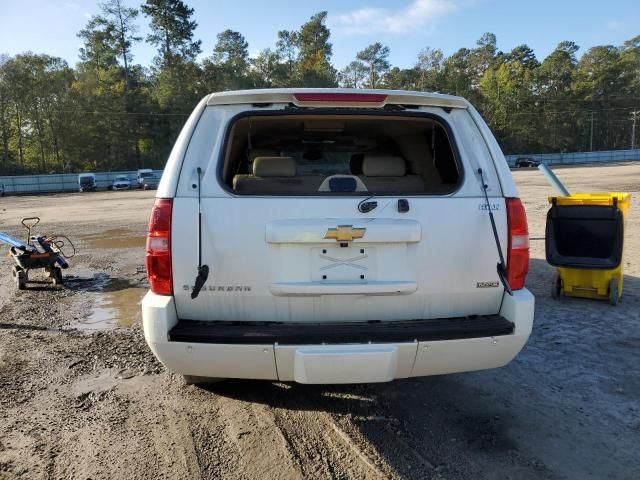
(68, 275, 146, 331)
(79, 228, 146, 249)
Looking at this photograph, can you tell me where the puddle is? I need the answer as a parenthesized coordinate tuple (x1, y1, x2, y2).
(80, 228, 146, 249)
(69, 276, 146, 331)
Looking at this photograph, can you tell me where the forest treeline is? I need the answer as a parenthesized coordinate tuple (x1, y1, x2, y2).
(0, 0, 639, 175)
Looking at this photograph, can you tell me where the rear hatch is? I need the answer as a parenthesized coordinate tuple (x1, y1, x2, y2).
(169, 94, 509, 324)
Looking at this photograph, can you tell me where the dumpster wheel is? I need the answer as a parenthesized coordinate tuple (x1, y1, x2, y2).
(551, 274, 562, 299)
(609, 278, 619, 306)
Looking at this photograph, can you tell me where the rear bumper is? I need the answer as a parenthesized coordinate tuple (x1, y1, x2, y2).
(142, 289, 534, 383)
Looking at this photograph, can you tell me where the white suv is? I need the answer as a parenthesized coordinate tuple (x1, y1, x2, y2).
(142, 89, 534, 385)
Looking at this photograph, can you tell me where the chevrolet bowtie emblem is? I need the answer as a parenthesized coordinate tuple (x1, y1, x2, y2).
(324, 225, 366, 242)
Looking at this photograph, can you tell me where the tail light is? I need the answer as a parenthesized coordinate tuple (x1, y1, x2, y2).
(293, 92, 387, 104)
(506, 198, 529, 290)
(146, 198, 173, 295)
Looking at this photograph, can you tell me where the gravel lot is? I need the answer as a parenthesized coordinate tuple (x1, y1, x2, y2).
(0, 163, 638, 480)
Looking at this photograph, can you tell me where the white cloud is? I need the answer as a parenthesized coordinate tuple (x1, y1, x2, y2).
(333, 0, 458, 35)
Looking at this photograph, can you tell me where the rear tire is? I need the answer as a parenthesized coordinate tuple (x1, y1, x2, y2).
(609, 279, 619, 306)
(183, 375, 224, 386)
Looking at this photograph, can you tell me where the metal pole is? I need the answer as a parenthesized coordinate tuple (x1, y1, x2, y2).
(631, 110, 639, 150)
(589, 111, 594, 152)
(538, 164, 571, 197)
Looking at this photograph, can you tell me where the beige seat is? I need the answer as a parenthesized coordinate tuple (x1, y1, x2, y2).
(359, 155, 425, 193)
(233, 157, 323, 194)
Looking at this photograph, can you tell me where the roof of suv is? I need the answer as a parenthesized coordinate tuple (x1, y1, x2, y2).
(206, 88, 468, 109)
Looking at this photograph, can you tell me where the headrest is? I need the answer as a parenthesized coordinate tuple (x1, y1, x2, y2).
(362, 155, 406, 177)
(253, 156, 296, 177)
(249, 148, 278, 162)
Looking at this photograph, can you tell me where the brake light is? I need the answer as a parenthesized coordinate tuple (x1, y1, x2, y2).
(146, 198, 173, 295)
(506, 198, 529, 290)
(293, 92, 387, 103)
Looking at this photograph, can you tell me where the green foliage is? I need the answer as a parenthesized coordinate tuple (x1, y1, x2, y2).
(1, 11, 639, 175)
(141, 0, 201, 64)
(356, 43, 390, 88)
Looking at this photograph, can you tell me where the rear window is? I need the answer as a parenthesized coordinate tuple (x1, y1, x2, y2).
(220, 113, 461, 195)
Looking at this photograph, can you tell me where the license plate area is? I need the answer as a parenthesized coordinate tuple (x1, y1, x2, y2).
(311, 246, 377, 282)
(293, 345, 398, 383)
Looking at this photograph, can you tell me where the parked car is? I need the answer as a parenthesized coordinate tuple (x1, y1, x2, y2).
(78, 173, 97, 192)
(137, 169, 155, 189)
(112, 175, 132, 190)
(142, 88, 534, 385)
(141, 173, 160, 190)
(515, 157, 540, 168)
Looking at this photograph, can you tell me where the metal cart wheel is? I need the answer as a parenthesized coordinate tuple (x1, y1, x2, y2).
(51, 267, 63, 286)
(551, 274, 562, 299)
(609, 278, 619, 306)
(12, 266, 27, 290)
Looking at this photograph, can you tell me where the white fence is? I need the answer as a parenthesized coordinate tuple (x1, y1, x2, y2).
(1, 148, 639, 194)
(0, 170, 163, 194)
(505, 149, 640, 167)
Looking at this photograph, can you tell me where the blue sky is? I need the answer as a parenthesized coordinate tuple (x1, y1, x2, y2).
(0, 0, 638, 69)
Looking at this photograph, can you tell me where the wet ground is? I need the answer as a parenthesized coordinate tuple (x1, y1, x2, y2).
(0, 164, 639, 479)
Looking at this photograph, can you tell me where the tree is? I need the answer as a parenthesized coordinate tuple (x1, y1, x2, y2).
(203, 30, 250, 91)
(250, 48, 284, 88)
(442, 48, 472, 97)
(276, 30, 298, 85)
(77, 15, 120, 83)
(383, 67, 420, 90)
(356, 42, 390, 88)
(0, 55, 13, 167)
(537, 41, 580, 151)
(141, 0, 201, 65)
(338, 61, 367, 88)
(415, 47, 444, 91)
(100, 0, 141, 88)
(294, 12, 336, 86)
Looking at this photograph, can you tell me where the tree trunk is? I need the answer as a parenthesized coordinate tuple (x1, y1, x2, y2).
(33, 101, 47, 171)
(16, 107, 23, 166)
(46, 106, 62, 171)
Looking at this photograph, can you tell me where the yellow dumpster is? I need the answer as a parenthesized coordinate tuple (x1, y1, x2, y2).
(546, 193, 631, 305)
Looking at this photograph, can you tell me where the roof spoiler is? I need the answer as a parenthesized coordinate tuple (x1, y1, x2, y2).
(206, 89, 467, 110)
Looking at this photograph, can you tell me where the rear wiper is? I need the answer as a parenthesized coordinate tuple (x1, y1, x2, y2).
(191, 167, 209, 300)
(357, 195, 378, 213)
(477, 168, 512, 296)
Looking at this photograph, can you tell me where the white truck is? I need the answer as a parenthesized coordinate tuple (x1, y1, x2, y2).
(78, 173, 97, 192)
(142, 88, 534, 385)
(137, 169, 155, 189)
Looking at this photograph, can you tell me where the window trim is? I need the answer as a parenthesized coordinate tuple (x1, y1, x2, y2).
(215, 108, 466, 197)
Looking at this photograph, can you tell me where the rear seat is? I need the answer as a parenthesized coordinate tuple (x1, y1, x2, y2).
(233, 157, 323, 194)
(359, 155, 425, 193)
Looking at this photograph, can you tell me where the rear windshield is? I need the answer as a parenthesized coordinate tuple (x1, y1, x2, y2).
(220, 114, 460, 195)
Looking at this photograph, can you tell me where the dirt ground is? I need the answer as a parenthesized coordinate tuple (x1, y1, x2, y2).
(0, 163, 638, 480)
